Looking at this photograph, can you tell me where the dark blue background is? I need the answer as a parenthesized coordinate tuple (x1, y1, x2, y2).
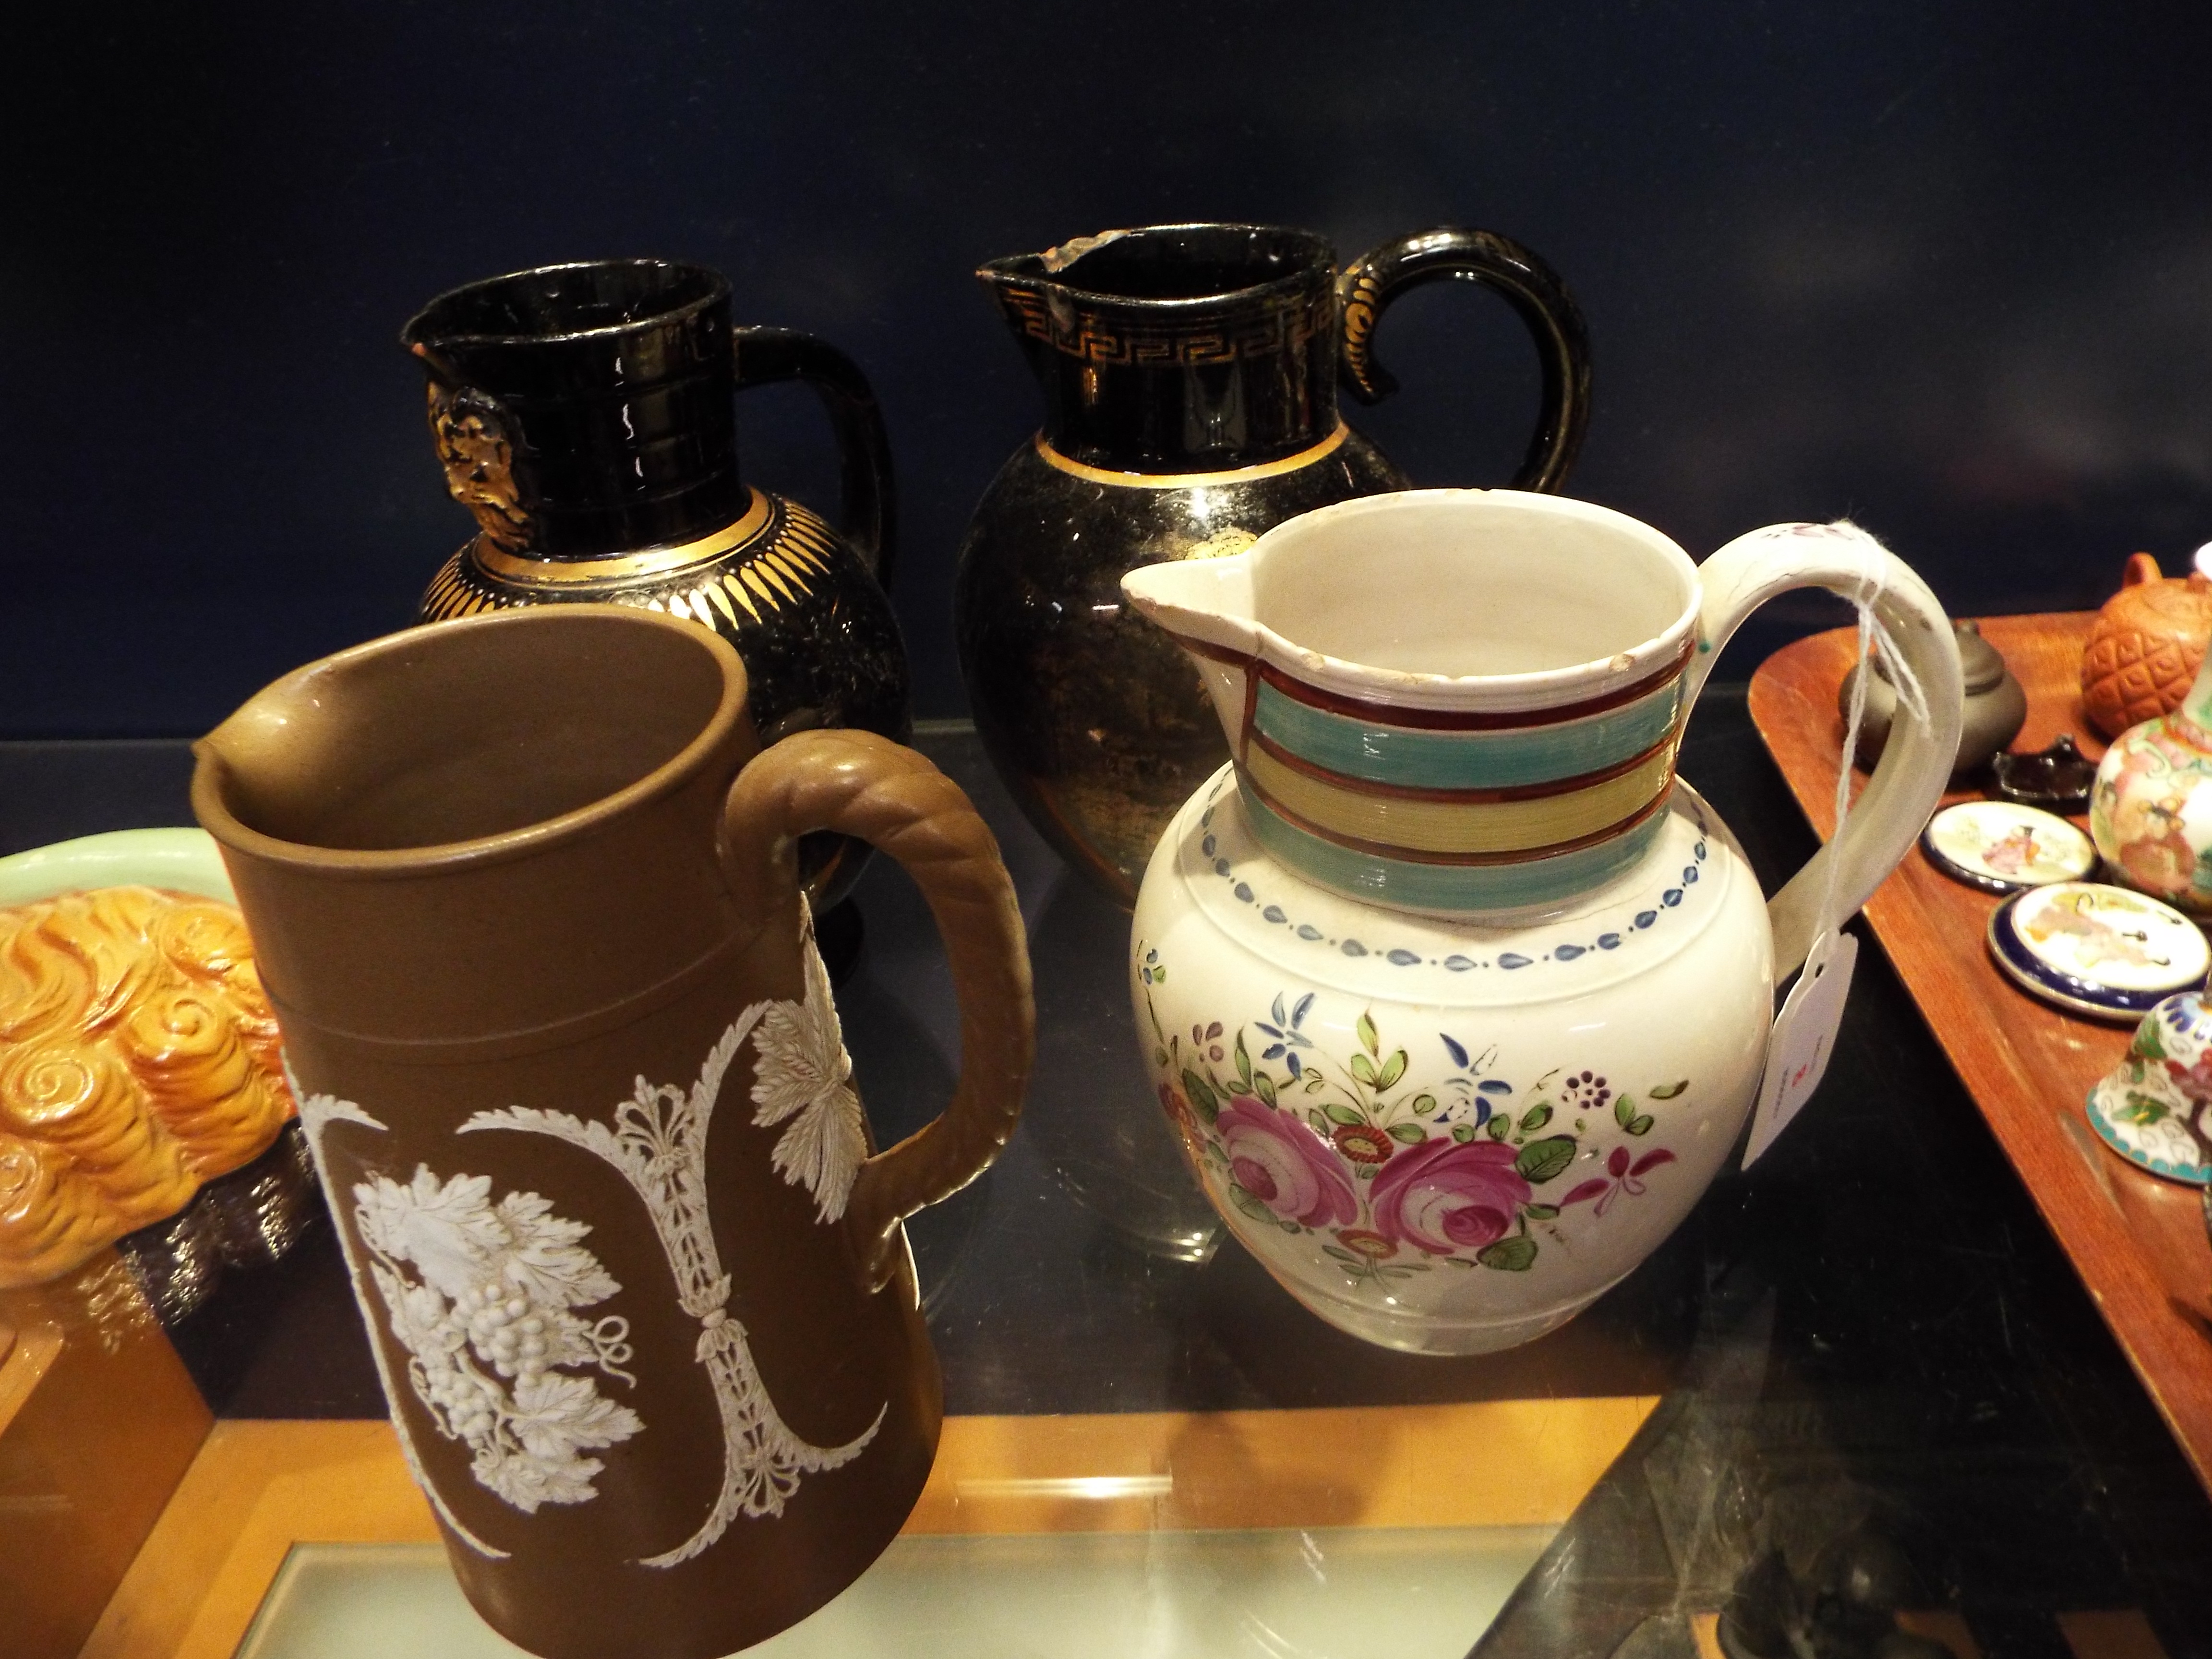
(5, 0, 2209, 735)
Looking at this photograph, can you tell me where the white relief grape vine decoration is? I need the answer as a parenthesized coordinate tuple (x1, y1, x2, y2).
(293, 1088, 515, 1558)
(292, 918, 878, 1570)
(352, 1166, 644, 1514)
(465, 920, 881, 1568)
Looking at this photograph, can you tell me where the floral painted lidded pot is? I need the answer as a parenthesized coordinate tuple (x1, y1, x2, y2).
(1125, 493, 1962, 1353)
(2090, 613, 2212, 916)
(958, 223, 1590, 904)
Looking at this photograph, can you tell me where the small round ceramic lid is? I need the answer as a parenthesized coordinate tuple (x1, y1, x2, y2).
(2086, 992, 2212, 1184)
(1921, 801, 2096, 893)
(1986, 881, 2211, 1022)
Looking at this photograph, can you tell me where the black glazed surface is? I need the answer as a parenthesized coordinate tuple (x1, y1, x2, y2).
(419, 491, 911, 908)
(1991, 734, 2098, 812)
(420, 493, 911, 739)
(404, 260, 747, 559)
(9, 4, 2212, 743)
(956, 430, 1402, 899)
(980, 225, 1342, 471)
(957, 221, 1591, 906)
(405, 259, 912, 907)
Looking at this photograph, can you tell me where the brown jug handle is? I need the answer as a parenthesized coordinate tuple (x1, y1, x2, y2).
(717, 729, 1033, 1292)
(731, 326, 899, 590)
(1336, 227, 1592, 493)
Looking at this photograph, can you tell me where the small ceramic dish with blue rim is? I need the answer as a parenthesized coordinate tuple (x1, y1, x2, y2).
(1986, 880, 2210, 1023)
(1921, 800, 2095, 894)
(2086, 991, 2212, 1185)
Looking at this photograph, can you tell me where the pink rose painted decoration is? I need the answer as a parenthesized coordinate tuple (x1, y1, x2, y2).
(1214, 1096, 1357, 1228)
(1370, 1139, 1530, 1252)
(1134, 949, 1690, 1307)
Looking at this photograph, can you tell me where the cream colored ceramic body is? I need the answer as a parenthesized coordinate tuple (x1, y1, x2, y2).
(1123, 491, 1963, 1354)
(1134, 772, 1770, 1351)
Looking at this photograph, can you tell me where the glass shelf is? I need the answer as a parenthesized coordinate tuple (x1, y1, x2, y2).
(237, 1528, 1556, 1659)
(6, 700, 2212, 1659)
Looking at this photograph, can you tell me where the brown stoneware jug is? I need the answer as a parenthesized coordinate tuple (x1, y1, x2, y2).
(190, 606, 1032, 1659)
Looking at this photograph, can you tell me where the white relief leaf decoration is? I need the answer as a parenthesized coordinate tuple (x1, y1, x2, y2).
(493, 1188, 622, 1310)
(762, 1083, 866, 1223)
(496, 1372, 644, 1508)
(357, 1169, 506, 1299)
(350, 1164, 642, 1517)
(288, 1081, 509, 1560)
(749, 920, 867, 1224)
(292, 1082, 385, 1142)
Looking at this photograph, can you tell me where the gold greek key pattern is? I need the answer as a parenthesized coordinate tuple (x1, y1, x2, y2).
(997, 286, 1331, 366)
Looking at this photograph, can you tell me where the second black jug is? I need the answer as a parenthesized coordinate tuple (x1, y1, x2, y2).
(955, 223, 1591, 905)
(403, 258, 912, 911)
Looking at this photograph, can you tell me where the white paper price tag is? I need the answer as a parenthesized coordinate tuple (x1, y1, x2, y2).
(1743, 929, 1858, 1168)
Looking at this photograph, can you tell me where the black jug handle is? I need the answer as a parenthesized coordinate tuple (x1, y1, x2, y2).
(731, 326, 898, 589)
(1336, 228, 1592, 493)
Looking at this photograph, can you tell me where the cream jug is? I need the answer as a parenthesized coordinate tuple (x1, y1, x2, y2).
(1122, 491, 1961, 1353)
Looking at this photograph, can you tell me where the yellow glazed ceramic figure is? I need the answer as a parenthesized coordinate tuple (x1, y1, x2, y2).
(0, 886, 295, 1286)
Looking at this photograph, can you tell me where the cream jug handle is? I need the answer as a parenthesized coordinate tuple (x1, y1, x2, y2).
(1683, 525, 1965, 979)
(719, 730, 1036, 1292)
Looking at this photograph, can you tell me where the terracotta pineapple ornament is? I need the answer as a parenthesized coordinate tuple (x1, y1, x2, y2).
(2081, 551, 2212, 739)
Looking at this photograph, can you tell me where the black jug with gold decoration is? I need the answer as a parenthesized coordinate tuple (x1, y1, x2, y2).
(956, 223, 1592, 905)
(402, 258, 911, 913)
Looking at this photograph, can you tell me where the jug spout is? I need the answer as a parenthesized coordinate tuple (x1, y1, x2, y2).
(191, 606, 757, 1044)
(976, 229, 1130, 296)
(192, 692, 303, 843)
(974, 229, 1137, 348)
(1122, 556, 1260, 755)
(973, 252, 1057, 383)
(975, 236, 1130, 401)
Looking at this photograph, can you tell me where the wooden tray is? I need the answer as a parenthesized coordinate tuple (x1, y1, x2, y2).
(1749, 613, 2212, 1497)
